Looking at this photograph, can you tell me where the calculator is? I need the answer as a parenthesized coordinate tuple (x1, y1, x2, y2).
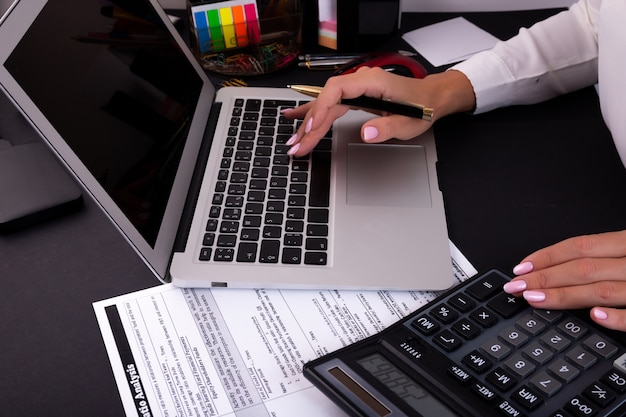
(303, 269, 626, 417)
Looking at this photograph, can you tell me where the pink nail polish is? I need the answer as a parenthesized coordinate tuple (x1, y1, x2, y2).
(304, 117, 313, 133)
(592, 308, 608, 320)
(286, 133, 298, 146)
(287, 143, 301, 156)
(513, 261, 534, 275)
(503, 280, 527, 294)
(363, 126, 379, 142)
(523, 290, 546, 302)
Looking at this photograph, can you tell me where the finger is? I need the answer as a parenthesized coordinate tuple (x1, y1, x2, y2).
(281, 101, 313, 120)
(290, 106, 349, 157)
(507, 257, 626, 295)
(590, 307, 626, 332)
(360, 114, 433, 143)
(516, 230, 626, 273)
(521, 280, 626, 310)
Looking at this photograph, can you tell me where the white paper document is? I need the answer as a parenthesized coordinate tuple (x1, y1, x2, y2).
(94, 242, 477, 417)
(402, 17, 500, 67)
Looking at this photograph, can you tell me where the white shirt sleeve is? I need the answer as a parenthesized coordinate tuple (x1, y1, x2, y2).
(452, 0, 601, 114)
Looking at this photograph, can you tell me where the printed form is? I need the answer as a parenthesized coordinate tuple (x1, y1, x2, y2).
(93, 242, 477, 417)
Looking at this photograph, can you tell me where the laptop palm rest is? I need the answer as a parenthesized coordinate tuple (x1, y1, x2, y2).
(346, 143, 432, 207)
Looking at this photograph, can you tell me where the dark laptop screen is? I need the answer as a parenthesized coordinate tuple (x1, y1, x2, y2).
(4, 0, 203, 247)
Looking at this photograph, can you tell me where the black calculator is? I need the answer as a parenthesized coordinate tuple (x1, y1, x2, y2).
(303, 269, 626, 417)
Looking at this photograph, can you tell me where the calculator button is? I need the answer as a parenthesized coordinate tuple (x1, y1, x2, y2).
(462, 350, 492, 374)
(564, 395, 599, 417)
(548, 358, 580, 383)
(565, 345, 597, 370)
(488, 292, 528, 318)
(534, 309, 563, 324)
(602, 369, 626, 393)
(472, 382, 499, 402)
(453, 318, 481, 339)
(410, 315, 440, 336)
(529, 370, 562, 397)
(585, 334, 618, 359)
(499, 326, 530, 348)
(512, 385, 543, 411)
(448, 365, 472, 383)
(471, 307, 499, 328)
(541, 330, 571, 352)
(496, 400, 526, 417)
(516, 314, 547, 336)
(557, 318, 588, 340)
(582, 382, 616, 407)
(523, 341, 554, 365)
(434, 330, 462, 352)
(504, 353, 536, 378)
(466, 274, 505, 300)
(614, 352, 626, 374)
(486, 367, 517, 392)
(448, 293, 476, 312)
(481, 338, 512, 361)
(430, 303, 458, 324)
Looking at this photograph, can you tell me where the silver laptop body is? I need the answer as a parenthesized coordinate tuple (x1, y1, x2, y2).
(0, 0, 453, 291)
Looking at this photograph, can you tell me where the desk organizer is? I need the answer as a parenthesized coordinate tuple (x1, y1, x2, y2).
(187, 0, 302, 76)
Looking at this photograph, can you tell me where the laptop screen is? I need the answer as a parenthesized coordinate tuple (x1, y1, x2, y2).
(4, 0, 203, 247)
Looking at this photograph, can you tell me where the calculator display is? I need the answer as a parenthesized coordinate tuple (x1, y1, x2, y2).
(357, 353, 456, 416)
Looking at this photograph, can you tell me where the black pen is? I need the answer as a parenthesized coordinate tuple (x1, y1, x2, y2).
(288, 85, 433, 121)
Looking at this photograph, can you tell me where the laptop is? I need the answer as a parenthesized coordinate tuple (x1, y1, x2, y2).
(0, 0, 454, 291)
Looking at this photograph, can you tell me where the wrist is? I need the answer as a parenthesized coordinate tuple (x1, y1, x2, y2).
(427, 70, 476, 120)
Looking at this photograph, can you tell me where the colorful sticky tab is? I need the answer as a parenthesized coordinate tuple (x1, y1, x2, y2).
(193, 10, 211, 53)
(190, 1, 259, 52)
(243, 3, 260, 44)
(231, 5, 248, 47)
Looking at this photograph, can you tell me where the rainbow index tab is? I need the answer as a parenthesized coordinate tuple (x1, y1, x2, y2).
(231, 5, 248, 47)
(206, 9, 225, 51)
(218, 7, 237, 49)
(243, 3, 260, 44)
(192, 9, 211, 53)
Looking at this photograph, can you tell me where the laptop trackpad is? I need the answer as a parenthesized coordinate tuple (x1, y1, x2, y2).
(346, 143, 432, 207)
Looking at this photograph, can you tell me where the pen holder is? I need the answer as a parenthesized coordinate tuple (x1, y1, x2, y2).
(187, 0, 302, 77)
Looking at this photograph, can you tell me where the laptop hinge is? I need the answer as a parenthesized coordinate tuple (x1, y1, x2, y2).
(173, 101, 222, 253)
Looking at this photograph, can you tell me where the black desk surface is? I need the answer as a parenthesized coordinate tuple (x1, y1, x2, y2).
(2, 9, 626, 416)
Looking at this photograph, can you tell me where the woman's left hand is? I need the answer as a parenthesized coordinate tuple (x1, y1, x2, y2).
(503, 230, 626, 331)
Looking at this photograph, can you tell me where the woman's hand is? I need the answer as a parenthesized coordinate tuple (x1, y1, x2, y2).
(281, 67, 476, 157)
(504, 230, 626, 331)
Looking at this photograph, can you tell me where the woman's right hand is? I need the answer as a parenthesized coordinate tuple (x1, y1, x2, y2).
(281, 67, 476, 157)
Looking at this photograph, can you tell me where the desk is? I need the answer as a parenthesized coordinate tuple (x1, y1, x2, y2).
(1, 9, 625, 417)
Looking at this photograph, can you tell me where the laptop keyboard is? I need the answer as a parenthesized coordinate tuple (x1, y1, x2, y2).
(199, 97, 332, 266)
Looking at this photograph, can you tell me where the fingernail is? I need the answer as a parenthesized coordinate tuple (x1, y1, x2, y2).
(523, 290, 546, 302)
(287, 143, 301, 156)
(503, 280, 527, 294)
(286, 133, 299, 146)
(363, 126, 379, 142)
(513, 261, 534, 275)
(592, 308, 608, 320)
(305, 118, 313, 133)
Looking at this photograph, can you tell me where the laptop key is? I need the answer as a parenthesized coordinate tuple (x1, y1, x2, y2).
(236, 242, 257, 262)
(259, 240, 280, 263)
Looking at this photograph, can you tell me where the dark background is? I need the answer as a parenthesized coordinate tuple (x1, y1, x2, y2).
(2, 8, 625, 416)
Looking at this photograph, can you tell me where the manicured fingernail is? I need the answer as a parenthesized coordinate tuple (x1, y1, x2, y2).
(305, 117, 313, 133)
(287, 143, 301, 156)
(286, 133, 299, 146)
(523, 290, 546, 302)
(513, 261, 534, 275)
(363, 126, 379, 142)
(503, 280, 527, 294)
(592, 308, 608, 320)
